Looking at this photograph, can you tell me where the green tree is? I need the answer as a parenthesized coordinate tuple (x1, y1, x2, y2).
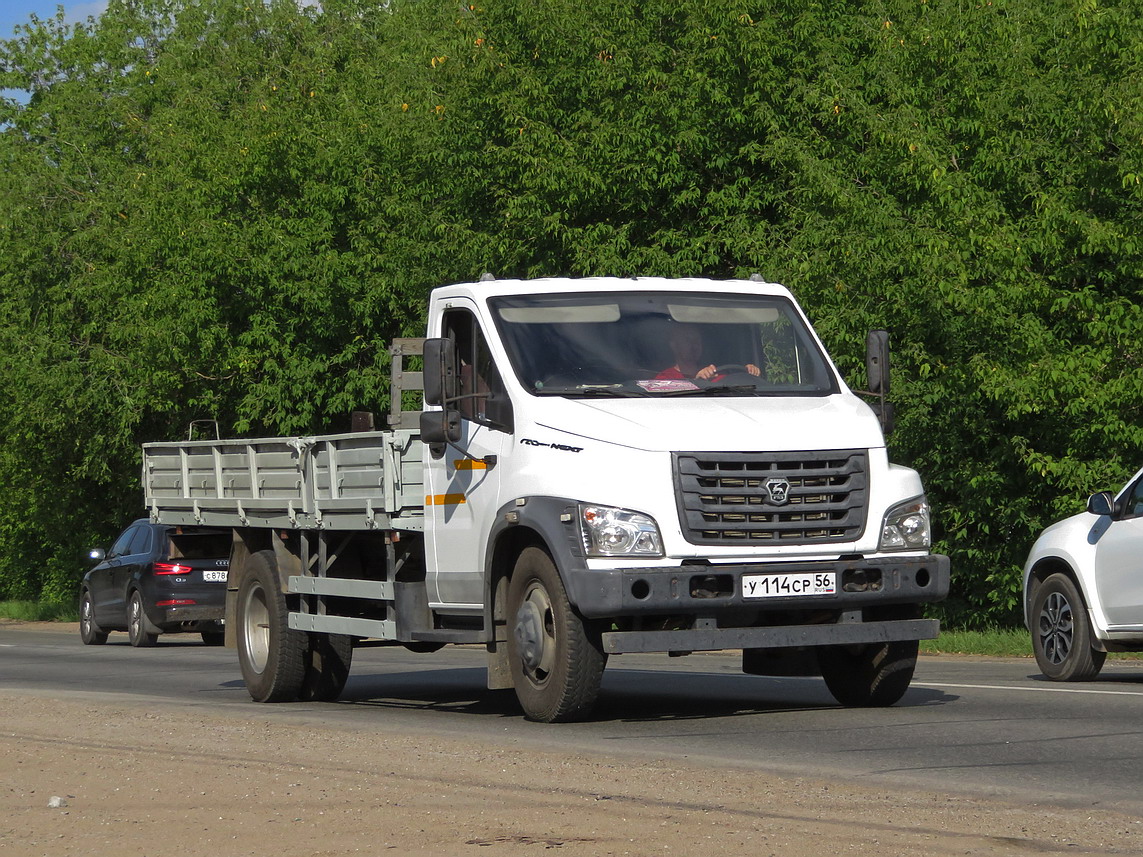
(0, 0, 1139, 623)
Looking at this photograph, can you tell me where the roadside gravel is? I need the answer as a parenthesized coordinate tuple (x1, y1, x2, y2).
(3, 686, 1142, 856)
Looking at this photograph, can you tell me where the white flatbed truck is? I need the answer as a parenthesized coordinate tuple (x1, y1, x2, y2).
(144, 276, 950, 721)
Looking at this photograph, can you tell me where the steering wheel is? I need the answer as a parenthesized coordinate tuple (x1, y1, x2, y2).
(714, 364, 752, 376)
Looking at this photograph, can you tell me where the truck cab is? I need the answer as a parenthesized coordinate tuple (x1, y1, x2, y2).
(420, 276, 949, 719)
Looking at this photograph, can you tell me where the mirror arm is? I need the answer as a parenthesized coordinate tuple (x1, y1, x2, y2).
(853, 388, 894, 434)
(445, 441, 497, 469)
(442, 391, 486, 406)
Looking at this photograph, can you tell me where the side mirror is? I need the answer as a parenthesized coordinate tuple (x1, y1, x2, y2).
(870, 400, 896, 435)
(866, 330, 890, 396)
(419, 409, 462, 446)
(1087, 491, 1116, 517)
(483, 391, 514, 434)
(422, 338, 458, 406)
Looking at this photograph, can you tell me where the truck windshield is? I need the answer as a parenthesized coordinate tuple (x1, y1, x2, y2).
(489, 291, 839, 398)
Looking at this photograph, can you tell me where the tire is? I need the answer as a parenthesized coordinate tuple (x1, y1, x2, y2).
(300, 634, 353, 702)
(236, 549, 307, 702)
(507, 547, 606, 722)
(818, 639, 918, 707)
(200, 631, 225, 646)
(127, 590, 159, 647)
(1032, 572, 1106, 681)
(79, 590, 108, 645)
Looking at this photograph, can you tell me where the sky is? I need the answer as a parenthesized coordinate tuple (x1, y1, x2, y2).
(0, 0, 108, 39)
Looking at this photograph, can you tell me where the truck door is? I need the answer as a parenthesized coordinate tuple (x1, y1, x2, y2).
(424, 304, 509, 609)
(1095, 475, 1143, 628)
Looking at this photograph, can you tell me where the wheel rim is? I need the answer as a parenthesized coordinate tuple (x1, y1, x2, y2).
(129, 595, 142, 640)
(81, 595, 93, 633)
(1039, 591, 1074, 666)
(514, 581, 557, 687)
(242, 580, 271, 675)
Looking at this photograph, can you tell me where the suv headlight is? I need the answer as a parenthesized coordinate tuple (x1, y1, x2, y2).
(579, 504, 664, 557)
(880, 497, 931, 551)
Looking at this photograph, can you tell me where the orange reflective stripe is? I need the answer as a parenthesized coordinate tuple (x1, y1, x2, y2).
(425, 493, 467, 506)
(453, 459, 488, 471)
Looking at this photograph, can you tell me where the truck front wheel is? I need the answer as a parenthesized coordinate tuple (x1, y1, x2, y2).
(507, 547, 606, 722)
(236, 549, 307, 702)
(818, 639, 918, 707)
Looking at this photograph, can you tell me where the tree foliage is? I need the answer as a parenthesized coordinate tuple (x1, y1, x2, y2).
(1, 0, 1140, 624)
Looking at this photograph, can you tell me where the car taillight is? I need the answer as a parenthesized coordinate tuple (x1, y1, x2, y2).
(154, 562, 190, 575)
(156, 599, 196, 606)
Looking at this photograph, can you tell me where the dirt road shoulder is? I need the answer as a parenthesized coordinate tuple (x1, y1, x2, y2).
(3, 686, 1141, 857)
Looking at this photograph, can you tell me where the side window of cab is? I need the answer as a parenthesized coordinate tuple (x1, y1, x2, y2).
(442, 309, 506, 427)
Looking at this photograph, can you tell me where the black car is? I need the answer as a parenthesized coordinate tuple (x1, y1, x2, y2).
(79, 520, 231, 647)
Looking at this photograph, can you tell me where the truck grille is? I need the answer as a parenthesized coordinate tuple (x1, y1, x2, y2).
(673, 450, 868, 545)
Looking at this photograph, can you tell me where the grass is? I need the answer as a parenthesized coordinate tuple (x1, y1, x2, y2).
(0, 600, 79, 622)
(0, 601, 1138, 661)
(921, 627, 1032, 657)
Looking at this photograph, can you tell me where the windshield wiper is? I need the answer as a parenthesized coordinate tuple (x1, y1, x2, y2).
(659, 385, 762, 397)
(535, 385, 650, 398)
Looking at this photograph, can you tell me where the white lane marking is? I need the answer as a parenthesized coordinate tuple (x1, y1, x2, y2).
(923, 681, 1143, 697)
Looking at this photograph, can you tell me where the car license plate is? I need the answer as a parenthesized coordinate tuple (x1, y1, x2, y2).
(742, 572, 836, 599)
(202, 570, 228, 583)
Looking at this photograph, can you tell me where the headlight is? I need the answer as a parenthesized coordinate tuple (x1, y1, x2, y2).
(880, 497, 931, 551)
(579, 504, 664, 557)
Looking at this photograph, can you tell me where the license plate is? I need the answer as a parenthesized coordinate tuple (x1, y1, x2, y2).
(202, 570, 228, 583)
(742, 572, 835, 599)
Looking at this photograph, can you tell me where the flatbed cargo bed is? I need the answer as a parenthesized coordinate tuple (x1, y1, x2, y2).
(143, 429, 425, 532)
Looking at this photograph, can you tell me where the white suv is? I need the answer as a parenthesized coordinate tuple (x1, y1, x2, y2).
(1023, 466, 1143, 680)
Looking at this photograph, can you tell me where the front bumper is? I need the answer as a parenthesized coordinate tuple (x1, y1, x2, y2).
(564, 554, 950, 619)
(602, 617, 940, 654)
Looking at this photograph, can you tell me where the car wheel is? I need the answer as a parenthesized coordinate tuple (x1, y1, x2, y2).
(236, 549, 306, 702)
(818, 639, 918, 707)
(79, 590, 108, 645)
(127, 591, 158, 647)
(1032, 572, 1106, 681)
(507, 547, 606, 722)
(200, 631, 225, 646)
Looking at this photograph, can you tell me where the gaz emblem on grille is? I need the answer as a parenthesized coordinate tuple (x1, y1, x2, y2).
(764, 478, 792, 505)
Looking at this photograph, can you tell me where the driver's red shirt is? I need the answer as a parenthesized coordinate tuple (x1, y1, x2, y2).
(655, 366, 724, 382)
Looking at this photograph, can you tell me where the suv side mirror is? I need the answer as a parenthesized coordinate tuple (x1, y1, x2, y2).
(866, 330, 890, 396)
(422, 337, 458, 406)
(1087, 491, 1116, 518)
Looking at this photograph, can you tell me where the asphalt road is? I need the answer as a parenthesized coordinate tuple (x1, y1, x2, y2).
(5, 621, 1143, 816)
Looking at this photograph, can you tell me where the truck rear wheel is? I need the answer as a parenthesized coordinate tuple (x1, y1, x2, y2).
(818, 639, 918, 707)
(236, 549, 306, 702)
(507, 547, 606, 722)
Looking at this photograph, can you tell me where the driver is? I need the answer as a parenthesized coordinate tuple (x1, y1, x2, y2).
(656, 324, 760, 381)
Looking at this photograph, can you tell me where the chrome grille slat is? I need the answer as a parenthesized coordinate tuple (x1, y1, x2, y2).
(673, 450, 869, 545)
